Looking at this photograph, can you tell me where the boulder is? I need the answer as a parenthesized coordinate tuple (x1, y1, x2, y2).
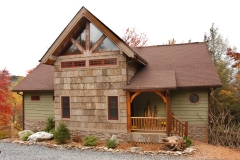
(18, 130, 34, 139)
(27, 131, 53, 142)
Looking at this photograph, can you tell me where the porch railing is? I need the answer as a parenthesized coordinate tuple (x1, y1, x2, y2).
(171, 115, 188, 137)
(131, 117, 167, 132)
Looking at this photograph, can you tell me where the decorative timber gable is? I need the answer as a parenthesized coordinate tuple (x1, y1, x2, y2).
(40, 7, 147, 66)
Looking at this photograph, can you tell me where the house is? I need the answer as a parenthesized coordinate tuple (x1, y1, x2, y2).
(12, 6, 221, 142)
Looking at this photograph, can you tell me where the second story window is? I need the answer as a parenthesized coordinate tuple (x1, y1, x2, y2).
(61, 60, 86, 68)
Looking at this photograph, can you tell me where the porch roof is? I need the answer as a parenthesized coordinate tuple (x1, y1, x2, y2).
(124, 70, 176, 90)
(125, 42, 222, 90)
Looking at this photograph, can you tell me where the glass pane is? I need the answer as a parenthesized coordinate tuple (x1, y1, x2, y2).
(90, 23, 103, 48)
(76, 29, 86, 48)
(62, 97, 69, 107)
(109, 108, 118, 119)
(62, 107, 70, 118)
(109, 96, 117, 104)
(65, 44, 79, 54)
(95, 37, 119, 52)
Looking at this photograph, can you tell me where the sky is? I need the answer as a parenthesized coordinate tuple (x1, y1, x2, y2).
(0, 0, 239, 76)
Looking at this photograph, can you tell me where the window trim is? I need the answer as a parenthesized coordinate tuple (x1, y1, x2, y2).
(61, 96, 71, 119)
(107, 96, 119, 120)
(61, 60, 86, 68)
(31, 95, 40, 101)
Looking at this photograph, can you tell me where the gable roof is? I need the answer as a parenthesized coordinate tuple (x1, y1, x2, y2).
(40, 6, 147, 66)
(12, 63, 54, 92)
(124, 42, 222, 90)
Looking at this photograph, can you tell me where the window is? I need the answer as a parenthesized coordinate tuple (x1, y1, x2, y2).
(62, 96, 70, 118)
(61, 60, 86, 68)
(94, 37, 119, 52)
(31, 95, 40, 101)
(108, 96, 118, 120)
(89, 58, 117, 66)
(189, 94, 199, 104)
(59, 18, 119, 56)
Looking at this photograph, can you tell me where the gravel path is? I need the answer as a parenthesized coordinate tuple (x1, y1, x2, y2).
(0, 142, 185, 160)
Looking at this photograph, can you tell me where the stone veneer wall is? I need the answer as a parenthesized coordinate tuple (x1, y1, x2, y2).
(127, 61, 138, 82)
(188, 124, 208, 142)
(24, 119, 46, 131)
(70, 130, 129, 142)
(54, 51, 137, 135)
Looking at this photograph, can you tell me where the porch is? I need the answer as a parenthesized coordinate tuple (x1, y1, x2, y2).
(126, 91, 188, 141)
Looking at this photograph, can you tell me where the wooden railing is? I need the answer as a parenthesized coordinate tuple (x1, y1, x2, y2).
(171, 115, 188, 137)
(131, 117, 167, 132)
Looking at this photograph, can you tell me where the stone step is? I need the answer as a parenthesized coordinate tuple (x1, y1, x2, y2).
(127, 132, 167, 143)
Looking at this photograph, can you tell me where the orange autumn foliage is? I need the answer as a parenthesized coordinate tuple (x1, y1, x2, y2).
(122, 27, 148, 47)
(0, 69, 13, 125)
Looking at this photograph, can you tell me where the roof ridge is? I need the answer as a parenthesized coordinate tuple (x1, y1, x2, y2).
(132, 42, 206, 49)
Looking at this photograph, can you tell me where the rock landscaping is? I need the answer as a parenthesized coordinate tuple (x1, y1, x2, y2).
(0, 138, 196, 157)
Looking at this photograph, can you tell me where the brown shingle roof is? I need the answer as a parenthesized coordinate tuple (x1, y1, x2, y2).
(125, 42, 222, 90)
(12, 63, 54, 91)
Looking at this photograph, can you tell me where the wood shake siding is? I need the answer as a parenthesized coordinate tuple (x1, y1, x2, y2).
(170, 89, 208, 125)
(24, 92, 54, 120)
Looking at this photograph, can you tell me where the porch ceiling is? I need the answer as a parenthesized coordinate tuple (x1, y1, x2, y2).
(124, 70, 176, 90)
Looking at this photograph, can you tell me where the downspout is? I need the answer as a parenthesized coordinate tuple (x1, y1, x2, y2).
(126, 59, 137, 85)
(17, 92, 24, 130)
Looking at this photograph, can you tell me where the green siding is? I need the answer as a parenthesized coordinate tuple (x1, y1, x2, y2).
(171, 89, 209, 125)
(24, 92, 54, 120)
(133, 92, 166, 117)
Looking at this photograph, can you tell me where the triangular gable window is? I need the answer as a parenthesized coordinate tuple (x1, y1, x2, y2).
(94, 37, 119, 52)
(61, 18, 119, 55)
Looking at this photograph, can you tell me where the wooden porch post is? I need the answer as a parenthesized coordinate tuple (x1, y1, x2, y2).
(166, 90, 171, 136)
(126, 91, 131, 133)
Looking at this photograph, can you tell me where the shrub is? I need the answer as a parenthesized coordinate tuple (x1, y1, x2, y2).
(49, 128, 55, 135)
(54, 122, 71, 144)
(183, 136, 192, 148)
(105, 139, 118, 149)
(22, 132, 32, 141)
(83, 135, 98, 146)
(72, 134, 82, 143)
(44, 116, 55, 132)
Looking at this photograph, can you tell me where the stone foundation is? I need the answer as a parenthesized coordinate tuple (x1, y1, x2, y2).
(24, 119, 46, 132)
(128, 132, 166, 143)
(70, 130, 128, 142)
(188, 125, 207, 142)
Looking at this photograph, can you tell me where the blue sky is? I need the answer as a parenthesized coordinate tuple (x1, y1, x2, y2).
(0, 0, 239, 76)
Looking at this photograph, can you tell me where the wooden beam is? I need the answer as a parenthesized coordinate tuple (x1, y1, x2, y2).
(126, 91, 131, 133)
(166, 90, 171, 136)
(90, 34, 106, 53)
(85, 21, 90, 51)
(155, 91, 166, 103)
(70, 38, 85, 53)
(130, 92, 140, 103)
(49, 55, 57, 61)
